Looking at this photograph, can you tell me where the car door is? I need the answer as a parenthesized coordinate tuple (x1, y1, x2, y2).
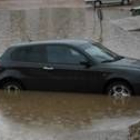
(10, 45, 49, 90)
(43, 44, 96, 92)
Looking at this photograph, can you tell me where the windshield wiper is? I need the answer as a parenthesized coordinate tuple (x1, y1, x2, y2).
(101, 59, 115, 63)
(101, 56, 124, 63)
(115, 56, 124, 61)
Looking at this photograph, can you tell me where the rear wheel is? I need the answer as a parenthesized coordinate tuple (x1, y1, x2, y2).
(2, 81, 22, 93)
(106, 81, 132, 97)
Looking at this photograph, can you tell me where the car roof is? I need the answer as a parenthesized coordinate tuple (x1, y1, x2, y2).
(10, 39, 95, 49)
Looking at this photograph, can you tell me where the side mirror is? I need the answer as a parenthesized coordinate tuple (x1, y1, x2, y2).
(80, 61, 92, 67)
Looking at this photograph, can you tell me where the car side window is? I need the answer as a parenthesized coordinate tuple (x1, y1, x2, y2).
(47, 45, 87, 64)
(11, 46, 46, 63)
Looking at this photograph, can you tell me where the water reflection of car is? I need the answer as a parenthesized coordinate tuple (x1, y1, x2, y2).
(0, 39, 140, 97)
(85, 0, 131, 7)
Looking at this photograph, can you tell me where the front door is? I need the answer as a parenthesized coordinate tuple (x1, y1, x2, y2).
(44, 45, 93, 92)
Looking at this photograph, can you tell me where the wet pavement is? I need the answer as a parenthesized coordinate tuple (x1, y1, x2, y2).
(0, 0, 86, 9)
(0, 7, 131, 54)
(1, 1, 140, 59)
(0, 91, 140, 140)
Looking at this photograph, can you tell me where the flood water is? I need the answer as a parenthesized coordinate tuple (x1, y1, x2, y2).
(0, 91, 140, 140)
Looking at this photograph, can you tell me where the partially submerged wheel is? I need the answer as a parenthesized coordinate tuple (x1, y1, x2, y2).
(106, 81, 132, 97)
(2, 81, 22, 93)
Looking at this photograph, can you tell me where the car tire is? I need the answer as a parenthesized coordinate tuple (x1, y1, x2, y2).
(106, 81, 132, 97)
(94, 0, 102, 8)
(2, 81, 22, 93)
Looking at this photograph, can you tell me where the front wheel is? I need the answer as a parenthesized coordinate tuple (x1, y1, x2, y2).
(106, 81, 132, 97)
(2, 81, 23, 93)
(94, 0, 102, 8)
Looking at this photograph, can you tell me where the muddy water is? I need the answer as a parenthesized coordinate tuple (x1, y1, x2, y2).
(0, 91, 139, 140)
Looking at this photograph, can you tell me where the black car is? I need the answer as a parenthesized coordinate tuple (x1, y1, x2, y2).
(0, 39, 140, 97)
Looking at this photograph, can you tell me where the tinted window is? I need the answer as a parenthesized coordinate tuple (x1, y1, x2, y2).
(11, 46, 46, 63)
(47, 46, 87, 64)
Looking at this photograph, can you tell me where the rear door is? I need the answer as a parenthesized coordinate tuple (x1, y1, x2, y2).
(9, 45, 48, 90)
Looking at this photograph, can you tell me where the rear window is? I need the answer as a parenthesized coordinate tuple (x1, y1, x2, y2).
(0, 47, 13, 61)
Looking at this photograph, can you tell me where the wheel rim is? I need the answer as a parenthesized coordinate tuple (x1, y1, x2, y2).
(4, 85, 20, 93)
(108, 84, 131, 97)
(95, 1, 101, 7)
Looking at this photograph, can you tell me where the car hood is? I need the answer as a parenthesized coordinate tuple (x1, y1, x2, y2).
(110, 57, 140, 69)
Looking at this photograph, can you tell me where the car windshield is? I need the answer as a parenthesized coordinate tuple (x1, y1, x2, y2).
(84, 42, 123, 63)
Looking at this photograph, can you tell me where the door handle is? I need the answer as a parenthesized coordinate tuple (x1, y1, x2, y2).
(43, 66, 54, 70)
